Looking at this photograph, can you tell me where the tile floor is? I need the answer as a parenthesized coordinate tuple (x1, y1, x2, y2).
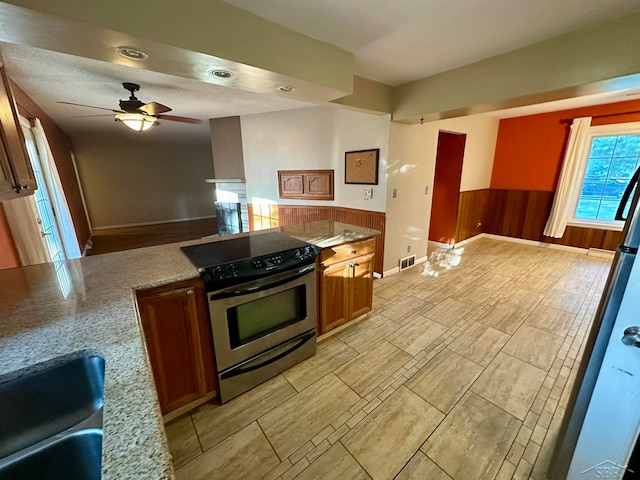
(165, 237, 612, 480)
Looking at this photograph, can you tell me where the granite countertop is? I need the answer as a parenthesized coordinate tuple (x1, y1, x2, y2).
(0, 222, 378, 479)
(279, 220, 379, 248)
(0, 239, 209, 480)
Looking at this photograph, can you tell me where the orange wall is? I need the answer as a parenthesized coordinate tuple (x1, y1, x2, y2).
(0, 204, 20, 269)
(491, 99, 640, 191)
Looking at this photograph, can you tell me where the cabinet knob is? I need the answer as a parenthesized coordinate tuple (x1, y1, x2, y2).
(20, 184, 29, 190)
(186, 289, 194, 296)
(350, 249, 357, 254)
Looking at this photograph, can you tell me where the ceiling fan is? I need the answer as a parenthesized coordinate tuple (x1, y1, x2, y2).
(58, 82, 202, 132)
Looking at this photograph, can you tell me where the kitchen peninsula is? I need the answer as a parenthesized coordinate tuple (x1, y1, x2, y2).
(0, 221, 379, 479)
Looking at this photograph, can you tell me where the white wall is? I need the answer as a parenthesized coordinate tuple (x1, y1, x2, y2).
(73, 134, 215, 229)
(241, 106, 390, 212)
(384, 114, 499, 272)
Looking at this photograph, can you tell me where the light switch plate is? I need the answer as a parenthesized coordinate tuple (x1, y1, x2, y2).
(364, 188, 373, 200)
(393, 188, 397, 198)
(424, 186, 429, 194)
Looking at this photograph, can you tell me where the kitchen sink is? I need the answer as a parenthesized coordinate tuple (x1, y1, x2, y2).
(0, 429, 102, 480)
(0, 353, 105, 479)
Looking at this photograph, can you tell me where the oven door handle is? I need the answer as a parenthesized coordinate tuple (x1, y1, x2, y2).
(209, 264, 315, 300)
(219, 331, 315, 380)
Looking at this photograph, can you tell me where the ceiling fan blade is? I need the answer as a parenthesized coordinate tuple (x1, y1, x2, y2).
(140, 102, 172, 115)
(58, 101, 123, 113)
(157, 114, 202, 125)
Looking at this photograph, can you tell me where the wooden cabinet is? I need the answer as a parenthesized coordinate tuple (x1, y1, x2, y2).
(278, 169, 334, 200)
(0, 55, 36, 200)
(136, 278, 217, 415)
(318, 238, 375, 334)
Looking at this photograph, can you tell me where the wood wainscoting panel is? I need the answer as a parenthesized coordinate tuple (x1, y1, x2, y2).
(522, 191, 554, 241)
(456, 189, 618, 251)
(483, 190, 554, 242)
(455, 189, 489, 243)
(546, 226, 622, 251)
(249, 204, 385, 274)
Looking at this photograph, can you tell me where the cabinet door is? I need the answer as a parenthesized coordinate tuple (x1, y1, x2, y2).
(349, 253, 375, 320)
(319, 261, 349, 334)
(0, 139, 15, 197)
(0, 60, 36, 198)
(303, 172, 333, 200)
(137, 279, 217, 414)
(279, 172, 304, 196)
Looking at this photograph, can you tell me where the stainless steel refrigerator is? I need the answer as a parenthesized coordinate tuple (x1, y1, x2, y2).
(550, 168, 640, 479)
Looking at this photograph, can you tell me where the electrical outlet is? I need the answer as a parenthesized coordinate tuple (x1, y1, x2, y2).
(392, 188, 397, 198)
(424, 186, 429, 194)
(364, 188, 373, 200)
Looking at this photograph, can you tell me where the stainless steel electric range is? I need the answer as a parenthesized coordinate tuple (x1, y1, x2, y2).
(181, 231, 319, 403)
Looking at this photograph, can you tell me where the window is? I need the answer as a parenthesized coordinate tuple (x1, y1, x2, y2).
(570, 123, 640, 229)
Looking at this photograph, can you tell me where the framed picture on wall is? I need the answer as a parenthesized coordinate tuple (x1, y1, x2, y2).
(345, 148, 379, 185)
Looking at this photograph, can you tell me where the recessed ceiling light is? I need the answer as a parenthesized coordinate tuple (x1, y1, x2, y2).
(276, 85, 296, 93)
(212, 69, 235, 79)
(116, 46, 148, 61)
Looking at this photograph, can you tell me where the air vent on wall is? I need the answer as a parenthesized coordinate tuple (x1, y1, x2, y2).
(399, 255, 416, 271)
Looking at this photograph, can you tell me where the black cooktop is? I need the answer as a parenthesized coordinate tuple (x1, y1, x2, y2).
(181, 231, 312, 269)
(181, 232, 319, 290)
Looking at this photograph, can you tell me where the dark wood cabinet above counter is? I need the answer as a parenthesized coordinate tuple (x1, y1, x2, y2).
(0, 55, 36, 200)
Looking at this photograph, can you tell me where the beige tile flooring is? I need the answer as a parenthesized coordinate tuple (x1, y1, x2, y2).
(165, 238, 612, 480)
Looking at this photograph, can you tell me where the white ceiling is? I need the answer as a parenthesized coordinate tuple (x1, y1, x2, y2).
(0, 42, 313, 144)
(223, 0, 640, 86)
(2, 2, 640, 144)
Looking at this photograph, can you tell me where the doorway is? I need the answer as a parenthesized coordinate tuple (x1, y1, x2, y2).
(428, 131, 466, 246)
(4, 117, 69, 267)
(21, 118, 66, 265)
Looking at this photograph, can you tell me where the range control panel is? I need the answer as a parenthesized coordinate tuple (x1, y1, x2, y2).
(200, 244, 319, 289)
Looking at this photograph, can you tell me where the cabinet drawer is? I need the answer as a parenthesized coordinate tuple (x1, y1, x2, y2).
(320, 238, 375, 267)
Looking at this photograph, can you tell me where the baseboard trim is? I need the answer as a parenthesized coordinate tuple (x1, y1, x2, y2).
(454, 233, 616, 257)
(92, 215, 216, 232)
(81, 238, 93, 256)
(428, 240, 453, 250)
(587, 248, 616, 259)
(480, 233, 592, 254)
(453, 234, 484, 248)
(383, 255, 427, 277)
(162, 390, 218, 423)
(383, 233, 611, 276)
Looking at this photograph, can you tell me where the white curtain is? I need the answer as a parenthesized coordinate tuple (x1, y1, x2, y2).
(543, 116, 592, 238)
(32, 118, 81, 259)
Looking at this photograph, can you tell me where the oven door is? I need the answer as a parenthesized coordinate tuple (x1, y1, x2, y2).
(208, 263, 316, 371)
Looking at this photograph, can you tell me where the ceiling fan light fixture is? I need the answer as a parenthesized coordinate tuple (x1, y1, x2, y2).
(276, 85, 296, 93)
(115, 113, 157, 132)
(115, 46, 149, 61)
(212, 69, 234, 79)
